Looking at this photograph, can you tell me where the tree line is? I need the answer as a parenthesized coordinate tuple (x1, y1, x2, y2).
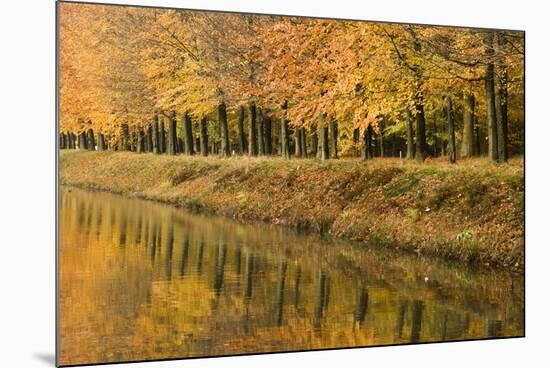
(59, 3, 524, 162)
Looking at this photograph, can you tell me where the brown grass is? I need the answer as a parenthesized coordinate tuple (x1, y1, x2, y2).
(60, 150, 524, 271)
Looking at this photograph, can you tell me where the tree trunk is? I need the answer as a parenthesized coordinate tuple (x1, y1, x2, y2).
(78, 132, 87, 150)
(461, 92, 475, 158)
(280, 102, 291, 159)
(257, 108, 266, 155)
(440, 113, 446, 156)
(378, 120, 385, 157)
(329, 120, 338, 159)
(352, 128, 363, 157)
(159, 116, 166, 153)
(199, 117, 209, 157)
(486, 64, 498, 162)
(131, 128, 136, 151)
(361, 128, 369, 160)
(248, 101, 257, 156)
(97, 133, 105, 151)
(265, 115, 273, 155)
(406, 112, 415, 160)
(147, 125, 153, 153)
(167, 111, 177, 155)
(143, 132, 148, 152)
(194, 137, 200, 154)
(390, 134, 397, 157)
(319, 121, 329, 161)
(311, 124, 318, 156)
(367, 126, 373, 159)
(294, 126, 302, 157)
(300, 127, 307, 158)
(495, 86, 508, 162)
(414, 97, 427, 162)
(183, 112, 194, 155)
(446, 95, 456, 164)
(281, 118, 291, 160)
(353, 128, 360, 144)
(218, 102, 230, 157)
(485, 33, 498, 162)
(86, 129, 95, 150)
(66, 132, 72, 149)
(120, 123, 130, 151)
(288, 127, 295, 154)
(495, 34, 509, 162)
(152, 113, 159, 154)
(135, 129, 143, 153)
(237, 105, 246, 154)
(130, 129, 137, 152)
(431, 113, 438, 157)
(177, 138, 184, 154)
(475, 125, 481, 156)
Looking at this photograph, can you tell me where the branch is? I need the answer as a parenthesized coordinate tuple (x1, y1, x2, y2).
(383, 28, 419, 74)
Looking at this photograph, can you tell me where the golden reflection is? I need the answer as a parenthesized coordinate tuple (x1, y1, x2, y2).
(59, 187, 524, 366)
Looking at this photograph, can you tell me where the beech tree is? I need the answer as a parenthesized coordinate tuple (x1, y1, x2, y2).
(59, 3, 524, 162)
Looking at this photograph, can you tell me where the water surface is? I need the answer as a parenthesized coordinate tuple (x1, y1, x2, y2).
(59, 187, 524, 366)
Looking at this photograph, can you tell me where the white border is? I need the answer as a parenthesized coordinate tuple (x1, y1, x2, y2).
(1, 1, 547, 367)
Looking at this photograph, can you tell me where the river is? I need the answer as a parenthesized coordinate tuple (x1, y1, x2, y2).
(58, 187, 524, 366)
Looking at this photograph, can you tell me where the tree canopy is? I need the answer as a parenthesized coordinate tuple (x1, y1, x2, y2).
(59, 3, 524, 161)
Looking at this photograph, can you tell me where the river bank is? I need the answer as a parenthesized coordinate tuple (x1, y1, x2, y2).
(60, 150, 524, 271)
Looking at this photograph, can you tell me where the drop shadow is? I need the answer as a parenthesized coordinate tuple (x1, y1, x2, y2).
(33, 353, 56, 366)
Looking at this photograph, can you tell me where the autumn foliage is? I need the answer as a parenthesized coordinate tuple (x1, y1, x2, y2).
(59, 3, 524, 162)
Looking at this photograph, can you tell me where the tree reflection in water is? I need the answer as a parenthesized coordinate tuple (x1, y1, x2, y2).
(59, 187, 524, 366)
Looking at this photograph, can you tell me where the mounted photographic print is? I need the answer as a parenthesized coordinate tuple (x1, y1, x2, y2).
(57, 1, 525, 366)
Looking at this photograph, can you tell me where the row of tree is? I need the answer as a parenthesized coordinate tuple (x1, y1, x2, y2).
(59, 3, 524, 162)
(60, 103, 490, 161)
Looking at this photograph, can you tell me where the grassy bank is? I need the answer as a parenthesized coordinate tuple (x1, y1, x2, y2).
(60, 150, 524, 271)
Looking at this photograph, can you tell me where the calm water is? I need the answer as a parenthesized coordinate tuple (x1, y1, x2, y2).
(59, 187, 524, 366)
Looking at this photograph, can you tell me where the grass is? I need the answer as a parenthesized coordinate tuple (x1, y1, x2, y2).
(60, 150, 524, 271)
